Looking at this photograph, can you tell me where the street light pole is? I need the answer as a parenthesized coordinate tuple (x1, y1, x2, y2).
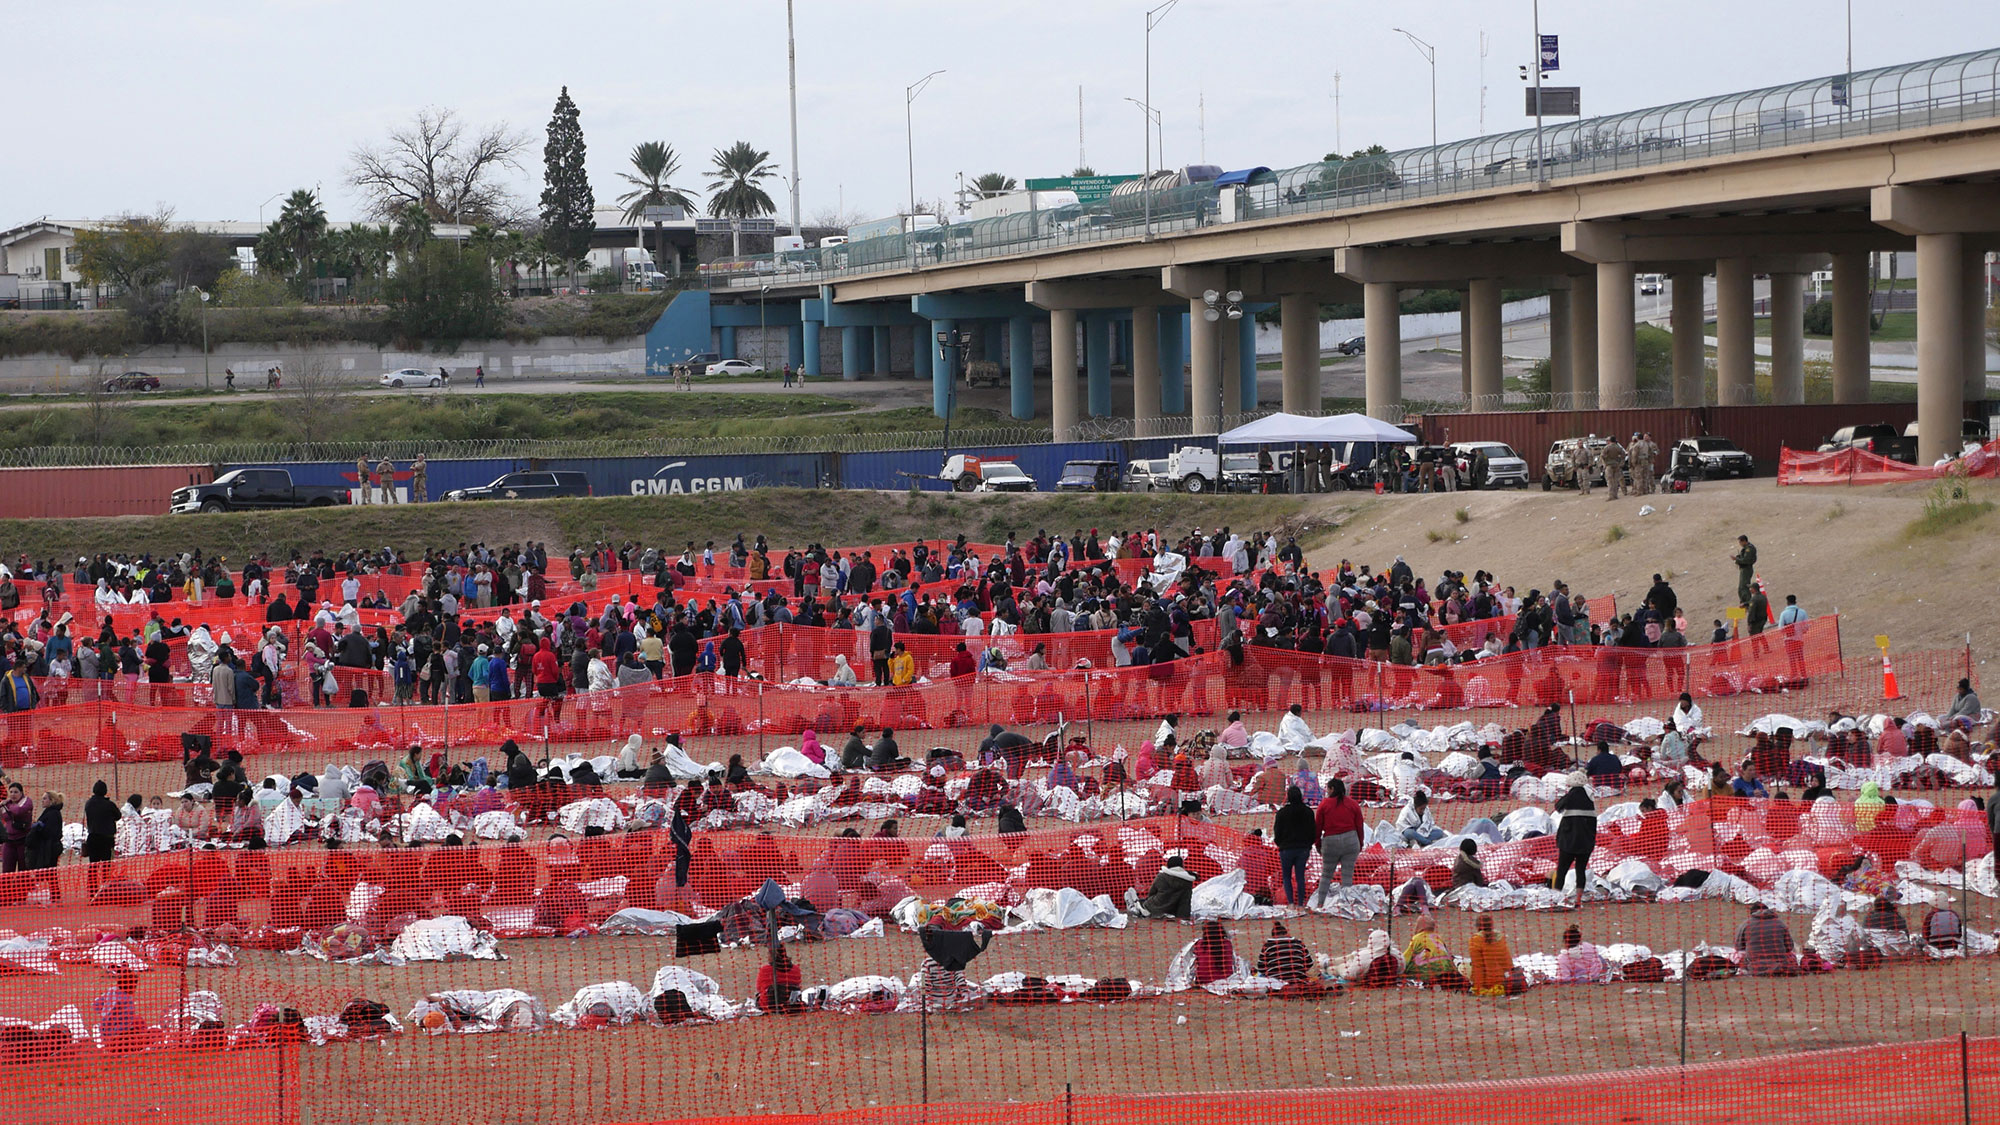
(786, 0, 803, 237)
(1124, 98, 1163, 173)
(196, 288, 211, 390)
(906, 70, 945, 222)
(1202, 287, 1242, 455)
(1392, 28, 1438, 182)
(1143, 0, 1179, 241)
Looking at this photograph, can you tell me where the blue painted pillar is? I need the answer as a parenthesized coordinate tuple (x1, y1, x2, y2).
(1009, 314, 1034, 420)
(1238, 315, 1260, 412)
(874, 325, 893, 377)
(802, 319, 822, 377)
(913, 323, 933, 384)
(1159, 308, 1186, 415)
(931, 318, 956, 417)
(983, 322, 1005, 363)
(1084, 313, 1113, 417)
(787, 323, 805, 369)
(719, 325, 738, 359)
(841, 326, 865, 381)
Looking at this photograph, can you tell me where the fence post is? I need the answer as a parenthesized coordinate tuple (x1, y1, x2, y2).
(1962, 1029, 1972, 1125)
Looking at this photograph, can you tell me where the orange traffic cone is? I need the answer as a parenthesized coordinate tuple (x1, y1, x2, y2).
(1881, 653, 1903, 700)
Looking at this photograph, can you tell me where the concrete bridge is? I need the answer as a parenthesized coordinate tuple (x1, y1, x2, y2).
(680, 50, 2000, 463)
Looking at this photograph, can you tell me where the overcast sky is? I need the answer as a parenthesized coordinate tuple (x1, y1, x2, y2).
(13, 1, 1999, 229)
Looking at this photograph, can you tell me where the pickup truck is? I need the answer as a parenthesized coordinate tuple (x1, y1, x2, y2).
(1818, 423, 1915, 464)
(170, 468, 350, 513)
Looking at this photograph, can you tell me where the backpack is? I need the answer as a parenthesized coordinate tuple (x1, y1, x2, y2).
(1621, 957, 1667, 983)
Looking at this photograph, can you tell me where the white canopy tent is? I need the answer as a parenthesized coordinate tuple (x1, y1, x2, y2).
(1217, 412, 1418, 446)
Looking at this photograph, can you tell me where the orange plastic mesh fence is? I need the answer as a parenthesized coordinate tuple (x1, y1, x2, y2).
(1778, 440, 2000, 485)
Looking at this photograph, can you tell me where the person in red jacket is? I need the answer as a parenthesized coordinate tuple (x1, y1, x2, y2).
(1310, 778, 1364, 905)
(757, 947, 803, 1012)
(532, 640, 564, 722)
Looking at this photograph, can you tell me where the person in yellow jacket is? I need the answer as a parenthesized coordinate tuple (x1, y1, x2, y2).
(888, 642, 917, 687)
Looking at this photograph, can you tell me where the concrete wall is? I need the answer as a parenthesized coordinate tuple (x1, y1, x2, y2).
(0, 335, 651, 391)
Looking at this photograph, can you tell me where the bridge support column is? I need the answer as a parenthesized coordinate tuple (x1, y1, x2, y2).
(1964, 244, 1990, 404)
(1715, 258, 1755, 405)
(802, 319, 822, 378)
(912, 322, 933, 384)
(840, 326, 864, 380)
(1570, 269, 1599, 411)
(1830, 251, 1871, 404)
(1050, 308, 1080, 442)
(874, 325, 894, 378)
(1009, 314, 1034, 421)
(1131, 305, 1162, 436)
(1468, 278, 1504, 409)
(929, 319, 955, 416)
(1548, 286, 1572, 404)
(1597, 261, 1637, 409)
(1769, 272, 1807, 405)
(1189, 297, 1221, 433)
(1084, 313, 1113, 418)
(1363, 281, 1401, 419)
(1160, 308, 1187, 416)
(1237, 313, 1259, 413)
(1917, 233, 1968, 465)
(719, 325, 738, 360)
(1279, 293, 1318, 415)
(787, 323, 805, 370)
(1670, 271, 1706, 407)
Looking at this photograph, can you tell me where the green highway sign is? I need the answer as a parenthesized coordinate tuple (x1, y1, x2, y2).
(1024, 175, 1139, 204)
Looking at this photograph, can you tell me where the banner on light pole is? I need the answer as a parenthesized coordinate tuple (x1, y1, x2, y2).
(1539, 34, 1559, 72)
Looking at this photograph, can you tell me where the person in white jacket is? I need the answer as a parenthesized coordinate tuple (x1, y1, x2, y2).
(1278, 704, 1315, 755)
(1394, 790, 1445, 846)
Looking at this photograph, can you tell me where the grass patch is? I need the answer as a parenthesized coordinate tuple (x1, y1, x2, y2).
(1424, 528, 1462, 544)
(1453, 507, 1470, 524)
(1825, 500, 1848, 522)
(1733, 310, 1916, 342)
(1604, 524, 1627, 544)
(1906, 472, 1995, 538)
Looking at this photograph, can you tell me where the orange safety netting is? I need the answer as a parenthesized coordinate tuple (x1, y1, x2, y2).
(1777, 440, 2000, 485)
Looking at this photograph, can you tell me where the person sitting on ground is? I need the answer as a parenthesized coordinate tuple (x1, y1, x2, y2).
(1401, 916, 1456, 984)
(1188, 920, 1238, 986)
(1735, 902, 1799, 976)
(1394, 790, 1445, 847)
(1585, 741, 1626, 785)
(1862, 893, 1908, 933)
(840, 725, 870, 771)
(995, 801, 1026, 835)
(1731, 762, 1770, 799)
(94, 969, 147, 1053)
(1555, 924, 1607, 982)
(1452, 838, 1488, 888)
(867, 728, 909, 772)
(1129, 854, 1197, 919)
(1255, 921, 1316, 987)
(1924, 904, 1963, 950)
(756, 947, 804, 1012)
(1468, 914, 1517, 996)
(1218, 711, 1250, 753)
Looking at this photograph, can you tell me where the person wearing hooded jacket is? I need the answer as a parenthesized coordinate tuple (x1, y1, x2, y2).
(1551, 773, 1597, 904)
(1129, 854, 1197, 918)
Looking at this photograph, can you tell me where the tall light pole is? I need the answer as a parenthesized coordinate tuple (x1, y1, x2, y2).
(786, 0, 803, 237)
(1124, 97, 1162, 172)
(195, 288, 211, 390)
(1202, 287, 1243, 451)
(906, 70, 945, 221)
(1392, 28, 1438, 182)
(1143, 0, 1179, 240)
(257, 191, 283, 227)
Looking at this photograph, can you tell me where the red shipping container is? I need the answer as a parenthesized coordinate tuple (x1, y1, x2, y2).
(0, 465, 213, 519)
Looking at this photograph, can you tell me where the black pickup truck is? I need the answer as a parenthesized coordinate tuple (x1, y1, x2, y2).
(170, 468, 350, 513)
(1818, 423, 1917, 464)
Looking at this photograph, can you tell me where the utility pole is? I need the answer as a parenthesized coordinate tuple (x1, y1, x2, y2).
(786, 0, 802, 236)
(1199, 88, 1206, 163)
(1533, 0, 1545, 181)
(1143, 0, 1179, 240)
(1479, 28, 1489, 134)
(1078, 85, 1086, 170)
(1333, 72, 1342, 156)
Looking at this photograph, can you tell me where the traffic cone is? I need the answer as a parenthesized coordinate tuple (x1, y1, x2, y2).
(1881, 653, 1903, 700)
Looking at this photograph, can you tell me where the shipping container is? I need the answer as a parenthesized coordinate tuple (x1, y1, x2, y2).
(0, 465, 213, 519)
(1413, 403, 1925, 481)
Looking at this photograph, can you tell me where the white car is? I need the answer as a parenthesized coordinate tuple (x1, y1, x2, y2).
(705, 359, 763, 377)
(1450, 441, 1531, 488)
(379, 368, 443, 389)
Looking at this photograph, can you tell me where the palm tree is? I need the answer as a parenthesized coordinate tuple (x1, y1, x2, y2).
(618, 142, 694, 276)
(972, 172, 1017, 197)
(705, 141, 777, 256)
(263, 188, 328, 293)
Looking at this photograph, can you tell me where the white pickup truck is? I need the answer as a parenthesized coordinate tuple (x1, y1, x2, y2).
(940, 454, 1037, 492)
(1159, 445, 1293, 493)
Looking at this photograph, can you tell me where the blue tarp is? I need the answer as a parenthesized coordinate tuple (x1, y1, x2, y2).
(1213, 167, 1271, 187)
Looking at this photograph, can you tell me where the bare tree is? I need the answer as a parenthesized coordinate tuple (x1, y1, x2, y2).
(347, 107, 530, 224)
(271, 351, 357, 453)
(71, 363, 130, 451)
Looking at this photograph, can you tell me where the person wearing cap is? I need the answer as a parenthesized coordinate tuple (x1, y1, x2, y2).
(1551, 772, 1597, 905)
(1627, 432, 1653, 495)
(1597, 434, 1628, 500)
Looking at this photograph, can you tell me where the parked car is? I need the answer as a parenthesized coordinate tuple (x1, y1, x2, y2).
(940, 454, 1036, 492)
(1449, 441, 1531, 489)
(1054, 459, 1123, 492)
(1126, 458, 1170, 491)
(682, 352, 721, 369)
(379, 367, 443, 389)
(171, 468, 349, 513)
(705, 359, 763, 376)
(102, 371, 160, 392)
(1669, 436, 1755, 479)
(1335, 336, 1366, 356)
(1543, 436, 1624, 490)
(1902, 419, 1990, 448)
(1818, 423, 1915, 464)
(443, 470, 593, 502)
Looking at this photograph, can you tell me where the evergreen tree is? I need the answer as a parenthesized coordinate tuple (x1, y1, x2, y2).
(539, 86, 596, 270)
